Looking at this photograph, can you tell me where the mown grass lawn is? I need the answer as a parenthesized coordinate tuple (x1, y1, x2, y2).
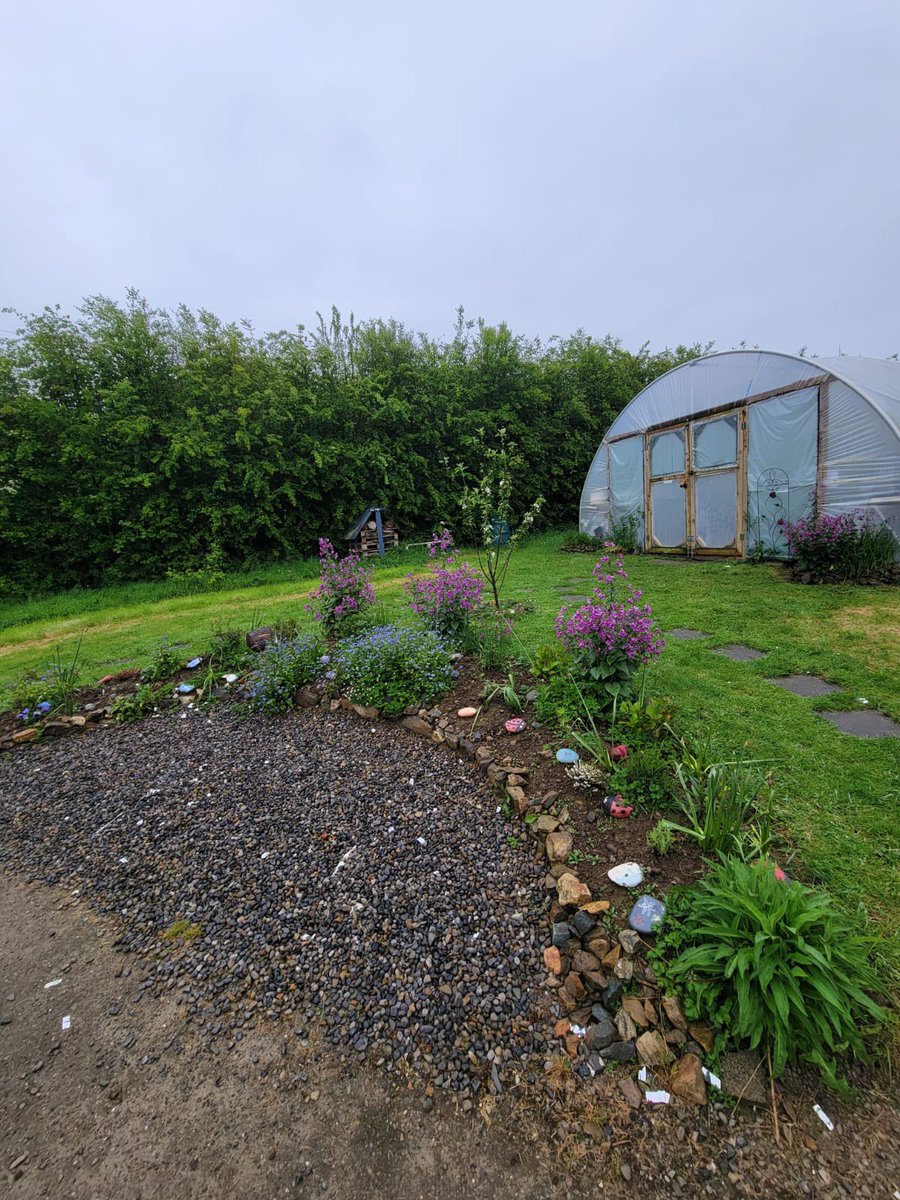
(2, 531, 898, 980)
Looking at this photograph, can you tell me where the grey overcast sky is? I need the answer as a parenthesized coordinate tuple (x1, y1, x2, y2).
(2, 0, 899, 355)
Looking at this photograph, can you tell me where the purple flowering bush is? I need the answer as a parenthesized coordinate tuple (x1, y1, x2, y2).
(305, 538, 376, 635)
(784, 497, 897, 582)
(331, 624, 453, 717)
(555, 547, 665, 704)
(404, 528, 484, 646)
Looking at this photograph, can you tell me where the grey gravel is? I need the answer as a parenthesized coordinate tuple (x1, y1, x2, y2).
(0, 706, 548, 1095)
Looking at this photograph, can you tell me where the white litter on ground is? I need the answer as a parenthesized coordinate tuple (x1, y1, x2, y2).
(645, 1090, 670, 1104)
(813, 1104, 834, 1132)
(702, 1067, 722, 1089)
(44, 979, 62, 989)
(61, 1014, 71, 1031)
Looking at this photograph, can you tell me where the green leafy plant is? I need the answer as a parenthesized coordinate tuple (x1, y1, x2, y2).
(647, 821, 675, 855)
(534, 672, 595, 732)
(654, 858, 885, 1090)
(530, 641, 570, 681)
(331, 624, 452, 718)
(614, 695, 676, 746)
(142, 638, 183, 683)
(657, 756, 769, 855)
(567, 848, 601, 866)
(110, 684, 158, 723)
(18, 634, 86, 716)
(206, 625, 249, 669)
(465, 606, 513, 670)
(481, 673, 524, 713)
(609, 510, 643, 554)
(610, 744, 674, 809)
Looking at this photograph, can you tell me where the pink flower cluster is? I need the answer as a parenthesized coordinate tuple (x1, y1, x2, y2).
(555, 553, 664, 676)
(405, 527, 484, 643)
(305, 538, 375, 633)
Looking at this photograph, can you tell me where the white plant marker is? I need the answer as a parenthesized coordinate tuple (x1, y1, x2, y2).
(813, 1104, 834, 1132)
(61, 1014, 71, 1031)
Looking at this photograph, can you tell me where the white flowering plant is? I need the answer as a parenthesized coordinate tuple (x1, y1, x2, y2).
(455, 428, 544, 610)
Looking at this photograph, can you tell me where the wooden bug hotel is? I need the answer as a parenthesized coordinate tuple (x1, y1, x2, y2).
(344, 507, 400, 558)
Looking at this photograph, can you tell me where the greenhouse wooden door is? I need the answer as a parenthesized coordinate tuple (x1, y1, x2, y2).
(645, 410, 745, 556)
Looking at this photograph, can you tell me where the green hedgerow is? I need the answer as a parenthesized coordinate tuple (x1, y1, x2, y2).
(652, 858, 885, 1091)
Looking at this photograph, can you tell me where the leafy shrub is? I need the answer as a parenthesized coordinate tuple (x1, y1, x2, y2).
(609, 511, 642, 554)
(404, 528, 484, 646)
(785, 496, 898, 582)
(555, 551, 664, 706)
(305, 538, 375, 636)
(142, 638, 183, 683)
(614, 695, 676, 747)
(332, 625, 452, 717)
(111, 684, 158, 723)
(246, 634, 322, 714)
(658, 756, 769, 856)
(610, 744, 674, 808)
(206, 625, 248, 668)
(654, 858, 885, 1089)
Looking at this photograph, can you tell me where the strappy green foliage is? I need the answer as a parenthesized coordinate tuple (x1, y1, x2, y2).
(656, 858, 885, 1090)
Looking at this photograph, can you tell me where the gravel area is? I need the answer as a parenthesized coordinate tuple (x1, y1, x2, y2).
(0, 707, 548, 1096)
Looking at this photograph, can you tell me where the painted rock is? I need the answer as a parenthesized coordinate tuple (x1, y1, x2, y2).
(556, 748, 580, 764)
(628, 894, 666, 933)
(176, 682, 197, 695)
(457, 706, 478, 719)
(186, 657, 202, 669)
(505, 717, 526, 733)
(610, 744, 629, 762)
(607, 862, 644, 888)
(222, 673, 238, 684)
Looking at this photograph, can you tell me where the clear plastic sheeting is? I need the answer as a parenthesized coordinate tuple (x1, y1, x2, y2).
(605, 351, 827, 441)
(609, 436, 645, 543)
(695, 471, 738, 548)
(822, 381, 900, 540)
(579, 443, 609, 539)
(650, 479, 685, 547)
(693, 413, 738, 469)
(649, 428, 685, 477)
(747, 388, 818, 556)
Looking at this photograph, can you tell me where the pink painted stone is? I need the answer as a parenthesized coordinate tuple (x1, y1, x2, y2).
(505, 717, 527, 734)
(457, 706, 478, 719)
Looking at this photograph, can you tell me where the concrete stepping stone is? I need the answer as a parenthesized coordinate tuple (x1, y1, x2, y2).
(820, 710, 900, 738)
(713, 644, 766, 661)
(557, 595, 592, 604)
(666, 628, 707, 640)
(769, 675, 842, 697)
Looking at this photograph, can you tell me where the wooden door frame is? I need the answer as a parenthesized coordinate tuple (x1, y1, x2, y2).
(687, 408, 746, 558)
(644, 423, 690, 553)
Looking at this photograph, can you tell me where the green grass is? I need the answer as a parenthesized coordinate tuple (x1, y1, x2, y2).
(2, 530, 899, 978)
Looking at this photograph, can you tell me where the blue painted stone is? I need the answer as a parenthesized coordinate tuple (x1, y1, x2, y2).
(176, 682, 197, 695)
(628, 894, 666, 934)
(186, 657, 202, 669)
(556, 748, 580, 764)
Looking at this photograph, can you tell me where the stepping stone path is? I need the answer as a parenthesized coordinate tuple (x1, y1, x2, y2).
(713, 644, 766, 661)
(820, 710, 900, 738)
(666, 628, 707, 640)
(769, 675, 842, 697)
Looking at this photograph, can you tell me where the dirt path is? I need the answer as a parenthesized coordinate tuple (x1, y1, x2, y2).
(0, 873, 570, 1200)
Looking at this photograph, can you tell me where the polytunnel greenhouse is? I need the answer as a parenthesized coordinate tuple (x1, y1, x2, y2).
(579, 350, 900, 558)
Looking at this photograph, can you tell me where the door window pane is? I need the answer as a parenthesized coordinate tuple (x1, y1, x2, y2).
(649, 429, 685, 477)
(694, 470, 738, 548)
(650, 479, 686, 547)
(693, 413, 738, 469)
